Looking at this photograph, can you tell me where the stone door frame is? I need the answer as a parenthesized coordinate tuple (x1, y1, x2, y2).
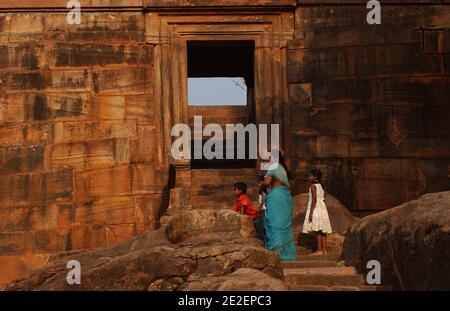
(145, 10, 294, 170)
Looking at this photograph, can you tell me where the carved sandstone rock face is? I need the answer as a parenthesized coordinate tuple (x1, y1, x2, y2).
(341, 191, 450, 290)
(5, 210, 283, 291)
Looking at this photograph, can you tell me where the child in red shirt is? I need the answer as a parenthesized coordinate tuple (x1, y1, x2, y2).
(232, 182, 264, 241)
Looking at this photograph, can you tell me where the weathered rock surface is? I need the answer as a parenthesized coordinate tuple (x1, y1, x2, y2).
(341, 191, 450, 291)
(164, 209, 256, 243)
(173, 268, 288, 291)
(293, 192, 357, 253)
(5, 210, 283, 291)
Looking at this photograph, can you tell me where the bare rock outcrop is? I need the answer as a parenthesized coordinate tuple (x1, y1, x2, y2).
(172, 268, 288, 291)
(5, 210, 283, 291)
(164, 209, 256, 243)
(341, 191, 450, 290)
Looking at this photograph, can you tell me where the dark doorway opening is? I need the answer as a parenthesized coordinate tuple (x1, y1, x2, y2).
(187, 40, 256, 169)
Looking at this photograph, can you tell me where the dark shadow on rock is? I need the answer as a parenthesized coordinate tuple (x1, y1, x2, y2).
(341, 191, 450, 291)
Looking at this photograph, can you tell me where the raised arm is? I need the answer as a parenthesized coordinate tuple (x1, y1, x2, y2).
(259, 175, 273, 194)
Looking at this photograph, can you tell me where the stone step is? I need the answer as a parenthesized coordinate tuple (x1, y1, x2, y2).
(297, 252, 341, 262)
(289, 285, 330, 291)
(328, 286, 360, 291)
(284, 273, 365, 287)
(282, 260, 339, 269)
(191, 205, 230, 210)
(289, 285, 393, 291)
(191, 194, 258, 205)
(191, 168, 258, 178)
(191, 160, 257, 170)
(191, 188, 259, 196)
(283, 266, 356, 275)
(190, 205, 259, 211)
(189, 168, 260, 209)
(191, 180, 260, 189)
(289, 285, 360, 291)
(191, 187, 260, 209)
(359, 285, 393, 291)
(191, 170, 259, 185)
(191, 196, 257, 209)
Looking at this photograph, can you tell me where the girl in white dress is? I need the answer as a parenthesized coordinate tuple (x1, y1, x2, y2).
(302, 169, 332, 255)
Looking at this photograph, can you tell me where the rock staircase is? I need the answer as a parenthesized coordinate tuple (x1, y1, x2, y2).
(187, 168, 392, 291)
(282, 250, 392, 291)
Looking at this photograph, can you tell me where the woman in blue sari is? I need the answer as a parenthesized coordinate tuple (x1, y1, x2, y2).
(260, 150, 297, 261)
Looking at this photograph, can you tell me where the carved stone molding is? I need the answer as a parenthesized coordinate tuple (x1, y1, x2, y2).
(144, 0, 297, 9)
(146, 10, 295, 167)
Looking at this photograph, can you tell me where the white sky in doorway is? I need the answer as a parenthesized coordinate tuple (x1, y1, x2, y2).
(188, 77, 247, 106)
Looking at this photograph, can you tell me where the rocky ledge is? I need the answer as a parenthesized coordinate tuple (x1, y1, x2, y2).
(5, 209, 286, 291)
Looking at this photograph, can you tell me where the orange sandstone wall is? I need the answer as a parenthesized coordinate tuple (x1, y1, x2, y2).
(0, 10, 168, 285)
(0, 0, 449, 285)
(288, 3, 450, 212)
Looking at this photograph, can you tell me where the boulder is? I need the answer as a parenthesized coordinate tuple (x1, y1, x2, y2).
(292, 192, 357, 253)
(175, 268, 288, 291)
(341, 191, 450, 290)
(5, 210, 284, 291)
(164, 209, 256, 243)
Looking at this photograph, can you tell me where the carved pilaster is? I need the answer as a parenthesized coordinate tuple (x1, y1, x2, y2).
(168, 162, 192, 211)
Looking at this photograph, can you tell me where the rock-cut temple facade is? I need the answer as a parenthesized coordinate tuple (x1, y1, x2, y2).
(0, 0, 449, 285)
